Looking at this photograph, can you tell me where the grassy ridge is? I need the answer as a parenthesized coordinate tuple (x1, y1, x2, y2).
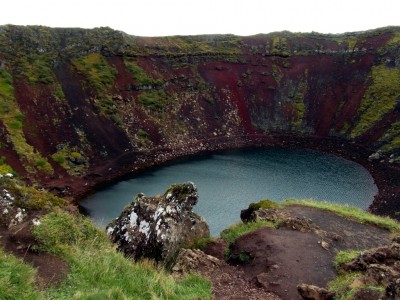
(284, 199, 400, 233)
(0, 209, 212, 299)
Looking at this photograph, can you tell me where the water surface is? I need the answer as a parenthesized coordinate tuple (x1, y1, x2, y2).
(80, 148, 377, 236)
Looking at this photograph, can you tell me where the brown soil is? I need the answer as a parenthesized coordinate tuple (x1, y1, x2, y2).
(204, 205, 393, 300)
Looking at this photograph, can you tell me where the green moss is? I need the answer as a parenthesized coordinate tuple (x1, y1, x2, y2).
(351, 65, 400, 138)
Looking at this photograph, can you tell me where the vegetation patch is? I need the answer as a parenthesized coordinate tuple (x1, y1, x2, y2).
(350, 64, 400, 139)
(334, 250, 362, 268)
(0, 68, 53, 174)
(0, 156, 14, 174)
(248, 199, 280, 211)
(137, 90, 173, 112)
(31, 211, 212, 299)
(0, 247, 42, 300)
(190, 236, 216, 251)
(284, 199, 400, 233)
(124, 58, 164, 86)
(378, 121, 400, 153)
(51, 145, 88, 175)
(2, 178, 66, 210)
(220, 220, 275, 245)
(327, 272, 367, 300)
(72, 53, 116, 94)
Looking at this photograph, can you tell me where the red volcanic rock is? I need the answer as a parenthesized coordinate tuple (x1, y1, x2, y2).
(0, 25, 399, 220)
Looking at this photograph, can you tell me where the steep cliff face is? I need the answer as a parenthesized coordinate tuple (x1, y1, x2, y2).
(0, 25, 399, 205)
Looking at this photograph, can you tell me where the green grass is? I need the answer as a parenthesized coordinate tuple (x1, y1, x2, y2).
(0, 248, 42, 300)
(328, 272, 385, 300)
(284, 199, 400, 233)
(248, 199, 280, 211)
(190, 237, 216, 251)
(221, 220, 275, 261)
(31, 211, 212, 299)
(350, 64, 400, 138)
(334, 250, 362, 268)
(327, 272, 364, 300)
(220, 221, 275, 245)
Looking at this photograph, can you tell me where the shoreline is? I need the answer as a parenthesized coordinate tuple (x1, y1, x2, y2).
(45, 133, 400, 221)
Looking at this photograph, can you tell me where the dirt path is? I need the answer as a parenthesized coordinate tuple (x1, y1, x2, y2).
(204, 205, 393, 299)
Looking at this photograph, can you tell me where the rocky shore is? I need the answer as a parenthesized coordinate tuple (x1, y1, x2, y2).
(47, 133, 400, 221)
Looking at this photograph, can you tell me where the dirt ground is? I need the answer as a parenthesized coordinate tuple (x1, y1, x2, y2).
(0, 204, 395, 299)
(204, 205, 393, 299)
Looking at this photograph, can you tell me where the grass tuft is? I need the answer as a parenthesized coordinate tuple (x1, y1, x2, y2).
(334, 250, 362, 268)
(220, 221, 275, 245)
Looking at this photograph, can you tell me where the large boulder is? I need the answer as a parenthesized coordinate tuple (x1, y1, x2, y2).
(107, 182, 209, 266)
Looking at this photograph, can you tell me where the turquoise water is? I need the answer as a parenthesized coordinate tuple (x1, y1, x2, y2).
(80, 148, 378, 236)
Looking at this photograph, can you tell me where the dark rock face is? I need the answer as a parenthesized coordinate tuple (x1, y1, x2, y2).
(107, 182, 209, 266)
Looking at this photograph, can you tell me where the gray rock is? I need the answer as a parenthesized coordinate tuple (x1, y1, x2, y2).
(107, 182, 209, 267)
(368, 151, 381, 161)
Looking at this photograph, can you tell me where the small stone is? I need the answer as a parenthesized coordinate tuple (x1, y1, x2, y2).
(320, 240, 330, 250)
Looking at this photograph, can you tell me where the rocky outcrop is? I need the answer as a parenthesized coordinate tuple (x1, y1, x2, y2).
(338, 236, 400, 299)
(107, 182, 209, 266)
(172, 248, 281, 299)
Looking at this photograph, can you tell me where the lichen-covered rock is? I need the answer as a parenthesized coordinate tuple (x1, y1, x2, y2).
(107, 182, 209, 266)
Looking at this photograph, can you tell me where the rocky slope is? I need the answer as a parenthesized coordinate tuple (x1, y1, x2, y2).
(0, 25, 399, 217)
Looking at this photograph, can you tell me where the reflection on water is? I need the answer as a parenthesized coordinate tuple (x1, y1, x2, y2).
(80, 148, 378, 236)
